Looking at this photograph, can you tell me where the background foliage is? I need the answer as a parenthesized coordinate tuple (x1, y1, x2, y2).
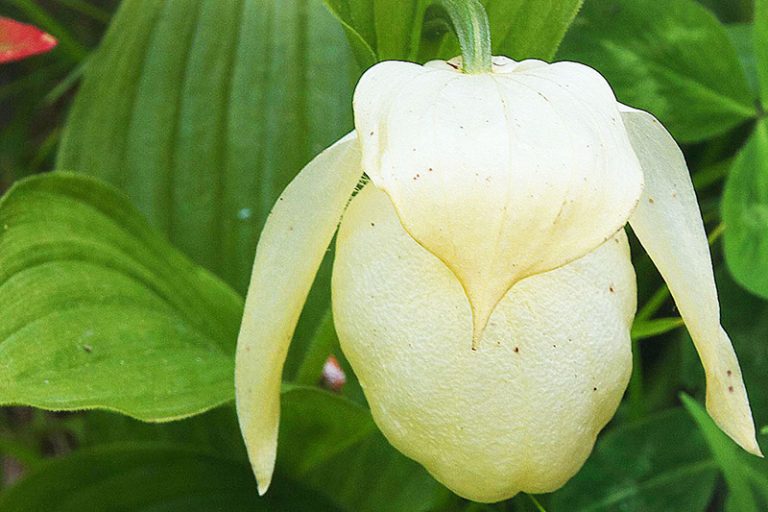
(1, 0, 767, 510)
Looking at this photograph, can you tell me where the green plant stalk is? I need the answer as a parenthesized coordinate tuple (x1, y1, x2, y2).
(434, 0, 492, 73)
(527, 494, 548, 512)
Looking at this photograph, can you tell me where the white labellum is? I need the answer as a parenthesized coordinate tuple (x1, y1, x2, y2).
(333, 185, 636, 502)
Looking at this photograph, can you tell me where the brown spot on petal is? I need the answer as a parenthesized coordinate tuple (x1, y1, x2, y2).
(728, 386, 735, 393)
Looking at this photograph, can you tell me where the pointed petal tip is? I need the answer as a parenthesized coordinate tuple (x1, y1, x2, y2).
(740, 437, 764, 458)
(257, 477, 271, 496)
(255, 463, 274, 496)
(708, 391, 764, 459)
(468, 294, 497, 351)
(242, 435, 276, 497)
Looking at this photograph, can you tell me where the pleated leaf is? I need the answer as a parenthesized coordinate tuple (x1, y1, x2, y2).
(322, 0, 582, 67)
(57, 0, 357, 294)
(0, 172, 242, 421)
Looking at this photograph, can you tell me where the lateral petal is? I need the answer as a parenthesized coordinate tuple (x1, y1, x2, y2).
(623, 107, 762, 456)
(235, 133, 363, 494)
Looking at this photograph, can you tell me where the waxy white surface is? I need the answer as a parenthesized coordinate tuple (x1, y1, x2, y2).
(235, 134, 362, 495)
(353, 57, 643, 340)
(333, 185, 636, 502)
(623, 107, 762, 457)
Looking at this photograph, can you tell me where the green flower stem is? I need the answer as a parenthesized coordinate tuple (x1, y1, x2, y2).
(434, 0, 492, 74)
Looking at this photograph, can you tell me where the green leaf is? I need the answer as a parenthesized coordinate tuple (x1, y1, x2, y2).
(682, 394, 768, 512)
(323, 0, 582, 66)
(727, 23, 761, 97)
(298, 430, 453, 512)
(322, 0, 425, 65)
(294, 309, 339, 386)
(698, 0, 752, 23)
(0, 443, 341, 511)
(56, 0, 357, 295)
(77, 405, 247, 463)
(0, 172, 242, 421)
(79, 385, 450, 512)
(481, 0, 583, 60)
(631, 316, 684, 341)
(559, 0, 756, 142)
(78, 387, 372, 481)
(276, 386, 452, 512)
(756, 0, 768, 106)
(549, 408, 717, 512)
(3, 388, 445, 511)
(723, 120, 768, 298)
(277, 385, 376, 477)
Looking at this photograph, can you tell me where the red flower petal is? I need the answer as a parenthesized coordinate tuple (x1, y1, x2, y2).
(0, 17, 57, 64)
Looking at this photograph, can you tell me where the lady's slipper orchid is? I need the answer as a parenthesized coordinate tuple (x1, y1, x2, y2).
(235, 56, 762, 503)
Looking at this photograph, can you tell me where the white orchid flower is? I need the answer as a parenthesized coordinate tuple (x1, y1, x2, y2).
(234, 55, 762, 503)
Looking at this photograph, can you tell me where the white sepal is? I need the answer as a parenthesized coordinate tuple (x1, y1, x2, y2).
(235, 133, 363, 494)
(622, 106, 762, 457)
(353, 58, 644, 342)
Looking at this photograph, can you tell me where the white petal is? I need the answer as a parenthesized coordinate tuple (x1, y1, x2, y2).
(353, 59, 643, 342)
(332, 186, 636, 503)
(235, 133, 362, 494)
(622, 107, 762, 456)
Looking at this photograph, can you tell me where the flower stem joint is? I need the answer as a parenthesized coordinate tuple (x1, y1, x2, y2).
(235, 5, 762, 503)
